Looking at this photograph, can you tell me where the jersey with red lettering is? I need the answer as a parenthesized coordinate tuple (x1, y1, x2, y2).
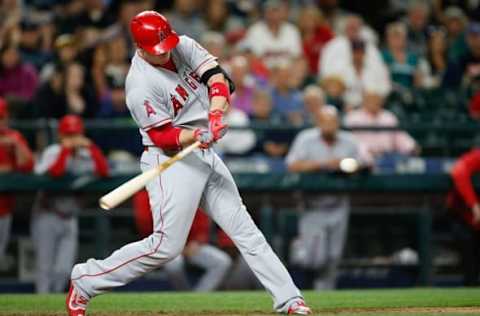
(125, 35, 218, 146)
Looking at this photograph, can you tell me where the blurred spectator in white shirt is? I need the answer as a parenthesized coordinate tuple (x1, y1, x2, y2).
(320, 14, 390, 109)
(344, 90, 418, 161)
(241, 0, 302, 67)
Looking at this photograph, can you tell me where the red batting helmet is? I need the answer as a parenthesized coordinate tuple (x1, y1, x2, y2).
(58, 115, 84, 135)
(0, 98, 7, 118)
(130, 11, 179, 55)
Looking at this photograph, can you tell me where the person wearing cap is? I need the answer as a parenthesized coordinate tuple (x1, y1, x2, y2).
(443, 6, 469, 60)
(241, 0, 302, 67)
(286, 105, 361, 290)
(18, 19, 53, 71)
(443, 22, 480, 87)
(31, 115, 109, 293)
(0, 98, 34, 270)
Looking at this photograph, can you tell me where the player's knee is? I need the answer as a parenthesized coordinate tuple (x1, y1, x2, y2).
(214, 252, 232, 272)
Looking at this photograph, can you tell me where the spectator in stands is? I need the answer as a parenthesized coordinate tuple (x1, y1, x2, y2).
(302, 85, 326, 126)
(63, 62, 97, 118)
(443, 22, 480, 88)
(166, 0, 207, 41)
(320, 75, 346, 110)
(269, 59, 304, 125)
(74, 0, 115, 31)
(286, 105, 360, 290)
(32, 115, 109, 293)
(92, 35, 129, 97)
(133, 192, 232, 291)
(40, 34, 79, 83)
(249, 89, 289, 157)
(317, 0, 347, 34)
(249, 89, 284, 125)
(18, 20, 53, 71)
(448, 147, 480, 285)
(289, 56, 317, 91)
(0, 0, 21, 48)
(0, 98, 34, 271)
(0, 42, 39, 107)
(443, 6, 469, 61)
(297, 5, 334, 75)
(241, 0, 302, 67)
(201, 32, 228, 64)
(204, 0, 245, 44)
(344, 90, 418, 161)
(35, 64, 66, 118)
(320, 14, 390, 109)
(229, 55, 255, 114)
(421, 28, 447, 89)
(382, 22, 423, 90)
(404, 1, 431, 57)
(97, 74, 129, 119)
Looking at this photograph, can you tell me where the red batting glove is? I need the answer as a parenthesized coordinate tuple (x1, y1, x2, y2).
(194, 128, 214, 149)
(208, 109, 228, 142)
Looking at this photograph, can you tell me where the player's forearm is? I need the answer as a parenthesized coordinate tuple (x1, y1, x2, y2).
(207, 73, 229, 112)
(179, 129, 196, 147)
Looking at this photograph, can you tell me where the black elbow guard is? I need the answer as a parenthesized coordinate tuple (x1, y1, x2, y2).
(200, 66, 236, 94)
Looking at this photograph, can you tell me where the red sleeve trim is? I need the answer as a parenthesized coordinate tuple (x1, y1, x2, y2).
(89, 144, 109, 177)
(143, 118, 172, 131)
(48, 147, 72, 177)
(146, 123, 182, 151)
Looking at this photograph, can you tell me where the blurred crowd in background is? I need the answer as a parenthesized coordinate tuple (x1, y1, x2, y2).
(0, 0, 479, 160)
(1, 0, 480, 294)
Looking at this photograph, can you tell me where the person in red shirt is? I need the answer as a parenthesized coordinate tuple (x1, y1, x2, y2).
(297, 6, 334, 75)
(0, 97, 34, 269)
(448, 147, 480, 285)
(133, 190, 232, 291)
(31, 115, 109, 293)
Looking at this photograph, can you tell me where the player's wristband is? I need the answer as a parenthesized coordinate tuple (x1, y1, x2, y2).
(208, 81, 230, 103)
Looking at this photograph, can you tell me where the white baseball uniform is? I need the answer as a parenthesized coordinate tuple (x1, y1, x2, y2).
(71, 35, 302, 310)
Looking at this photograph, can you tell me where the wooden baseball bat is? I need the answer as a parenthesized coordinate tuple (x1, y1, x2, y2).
(99, 141, 201, 210)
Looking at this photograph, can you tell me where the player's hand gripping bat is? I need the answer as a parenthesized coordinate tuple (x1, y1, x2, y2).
(99, 141, 201, 210)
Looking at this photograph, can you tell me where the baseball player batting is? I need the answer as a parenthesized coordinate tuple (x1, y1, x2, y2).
(66, 11, 311, 316)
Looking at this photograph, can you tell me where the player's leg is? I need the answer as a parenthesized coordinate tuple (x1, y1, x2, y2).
(316, 206, 349, 290)
(187, 244, 232, 291)
(31, 213, 58, 293)
(163, 255, 191, 290)
(0, 214, 12, 268)
(71, 150, 210, 298)
(53, 218, 78, 292)
(201, 153, 304, 311)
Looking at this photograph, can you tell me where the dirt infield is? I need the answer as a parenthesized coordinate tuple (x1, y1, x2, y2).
(3, 307, 480, 316)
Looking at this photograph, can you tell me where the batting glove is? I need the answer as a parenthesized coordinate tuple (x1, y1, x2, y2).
(208, 109, 228, 142)
(194, 128, 214, 149)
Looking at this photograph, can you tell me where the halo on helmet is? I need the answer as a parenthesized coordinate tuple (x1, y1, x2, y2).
(144, 31, 179, 55)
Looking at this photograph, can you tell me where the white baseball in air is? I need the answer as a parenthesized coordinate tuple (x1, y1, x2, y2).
(339, 158, 359, 173)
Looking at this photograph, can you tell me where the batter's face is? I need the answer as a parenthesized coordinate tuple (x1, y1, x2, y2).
(140, 49, 171, 66)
